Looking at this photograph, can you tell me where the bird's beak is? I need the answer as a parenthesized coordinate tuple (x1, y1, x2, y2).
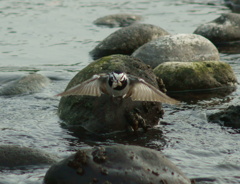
(118, 81, 122, 86)
(112, 81, 122, 88)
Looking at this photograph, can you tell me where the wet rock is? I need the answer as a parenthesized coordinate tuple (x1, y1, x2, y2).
(153, 61, 237, 91)
(132, 34, 219, 68)
(0, 145, 58, 168)
(44, 144, 191, 184)
(224, 0, 240, 13)
(208, 105, 240, 129)
(0, 73, 50, 95)
(58, 54, 165, 133)
(193, 13, 240, 44)
(93, 13, 142, 28)
(90, 24, 170, 60)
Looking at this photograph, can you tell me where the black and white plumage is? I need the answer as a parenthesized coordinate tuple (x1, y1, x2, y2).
(56, 71, 179, 105)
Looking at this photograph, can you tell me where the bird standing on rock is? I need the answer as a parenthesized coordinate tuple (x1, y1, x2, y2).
(56, 71, 179, 105)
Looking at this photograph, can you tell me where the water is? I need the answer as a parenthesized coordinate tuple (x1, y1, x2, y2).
(0, 0, 239, 183)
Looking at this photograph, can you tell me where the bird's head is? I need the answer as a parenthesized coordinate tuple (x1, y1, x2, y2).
(109, 71, 127, 89)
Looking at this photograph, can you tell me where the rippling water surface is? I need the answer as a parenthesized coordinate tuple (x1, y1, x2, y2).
(0, 0, 240, 183)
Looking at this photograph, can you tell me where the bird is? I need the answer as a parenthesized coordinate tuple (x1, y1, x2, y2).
(56, 71, 179, 105)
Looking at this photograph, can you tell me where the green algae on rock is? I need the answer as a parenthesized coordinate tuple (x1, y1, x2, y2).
(153, 61, 237, 92)
(58, 55, 166, 133)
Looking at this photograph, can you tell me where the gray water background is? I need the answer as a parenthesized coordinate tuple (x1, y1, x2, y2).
(0, 0, 240, 183)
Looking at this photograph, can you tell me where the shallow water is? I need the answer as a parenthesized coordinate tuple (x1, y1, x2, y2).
(0, 0, 240, 183)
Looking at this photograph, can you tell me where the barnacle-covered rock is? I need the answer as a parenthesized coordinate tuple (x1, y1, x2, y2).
(44, 145, 191, 184)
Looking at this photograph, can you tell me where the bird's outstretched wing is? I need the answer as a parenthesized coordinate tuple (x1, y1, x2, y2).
(126, 75, 179, 105)
(56, 74, 108, 97)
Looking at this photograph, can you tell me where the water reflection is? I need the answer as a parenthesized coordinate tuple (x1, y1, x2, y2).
(64, 124, 166, 151)
(169, 86, 237, 104)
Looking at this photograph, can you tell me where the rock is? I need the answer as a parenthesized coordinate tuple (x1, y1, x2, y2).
(90, 24, 170, 60)
(44, 145, 191, 184)
(193, 13, 240, 43)
(153, 61, 237, 91)
(208, 105, 240, 129)
(58, 54, 165, 133)
(0, 145, 58, 168)
(93, 13, 142, 28)
(224, 0, 240, 13)
(0, 73, 50, 95)
(132, 34, 219, 68)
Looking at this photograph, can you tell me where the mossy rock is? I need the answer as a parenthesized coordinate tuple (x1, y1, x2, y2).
(44, 145, 191, 184)
(58, 55, 165, 133)
(153, 61, 237, 91)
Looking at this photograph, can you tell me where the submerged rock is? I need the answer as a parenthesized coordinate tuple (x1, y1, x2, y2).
(224, 0, 240, 13)
(153, 61, 237, 91)
(90, 24, 170, 60)
(194, 13, 240, 44)
(0, 73, 50, 95)
(58, 55, 166, 133)
(0, 145, 58, 168)
(208, 105, 240, 129)
(93, 13, 142, 28)
(44, 145, 191, 184)
(132, 34, 219, 68)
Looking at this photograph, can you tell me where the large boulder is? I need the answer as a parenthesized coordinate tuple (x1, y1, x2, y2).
(194, 13, 240, 43)
(153, 61, 237, 91)
(0, 73, 50, 95)
(93, 13, 142, 28)
(44, 145, 191, 184)
(0, 145, 58, 168)
(58, 55, 166, 133)
(90, 24, 170, 60)
(132, 34, 219, 68)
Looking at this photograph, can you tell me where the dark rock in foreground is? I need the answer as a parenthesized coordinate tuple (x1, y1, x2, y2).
(153, 61, 237, 92)
(132, 34, 219, 68)
(93, 13, 142, 28)
(208, 105, 240, 129)
(194, 13, 240, 44)
(0, 73, 50, 95)
(58, 55, 166, 133)
(44, 145, 191, 184)
(90, 24, 170, 60)
(0, 145, 58, 168)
